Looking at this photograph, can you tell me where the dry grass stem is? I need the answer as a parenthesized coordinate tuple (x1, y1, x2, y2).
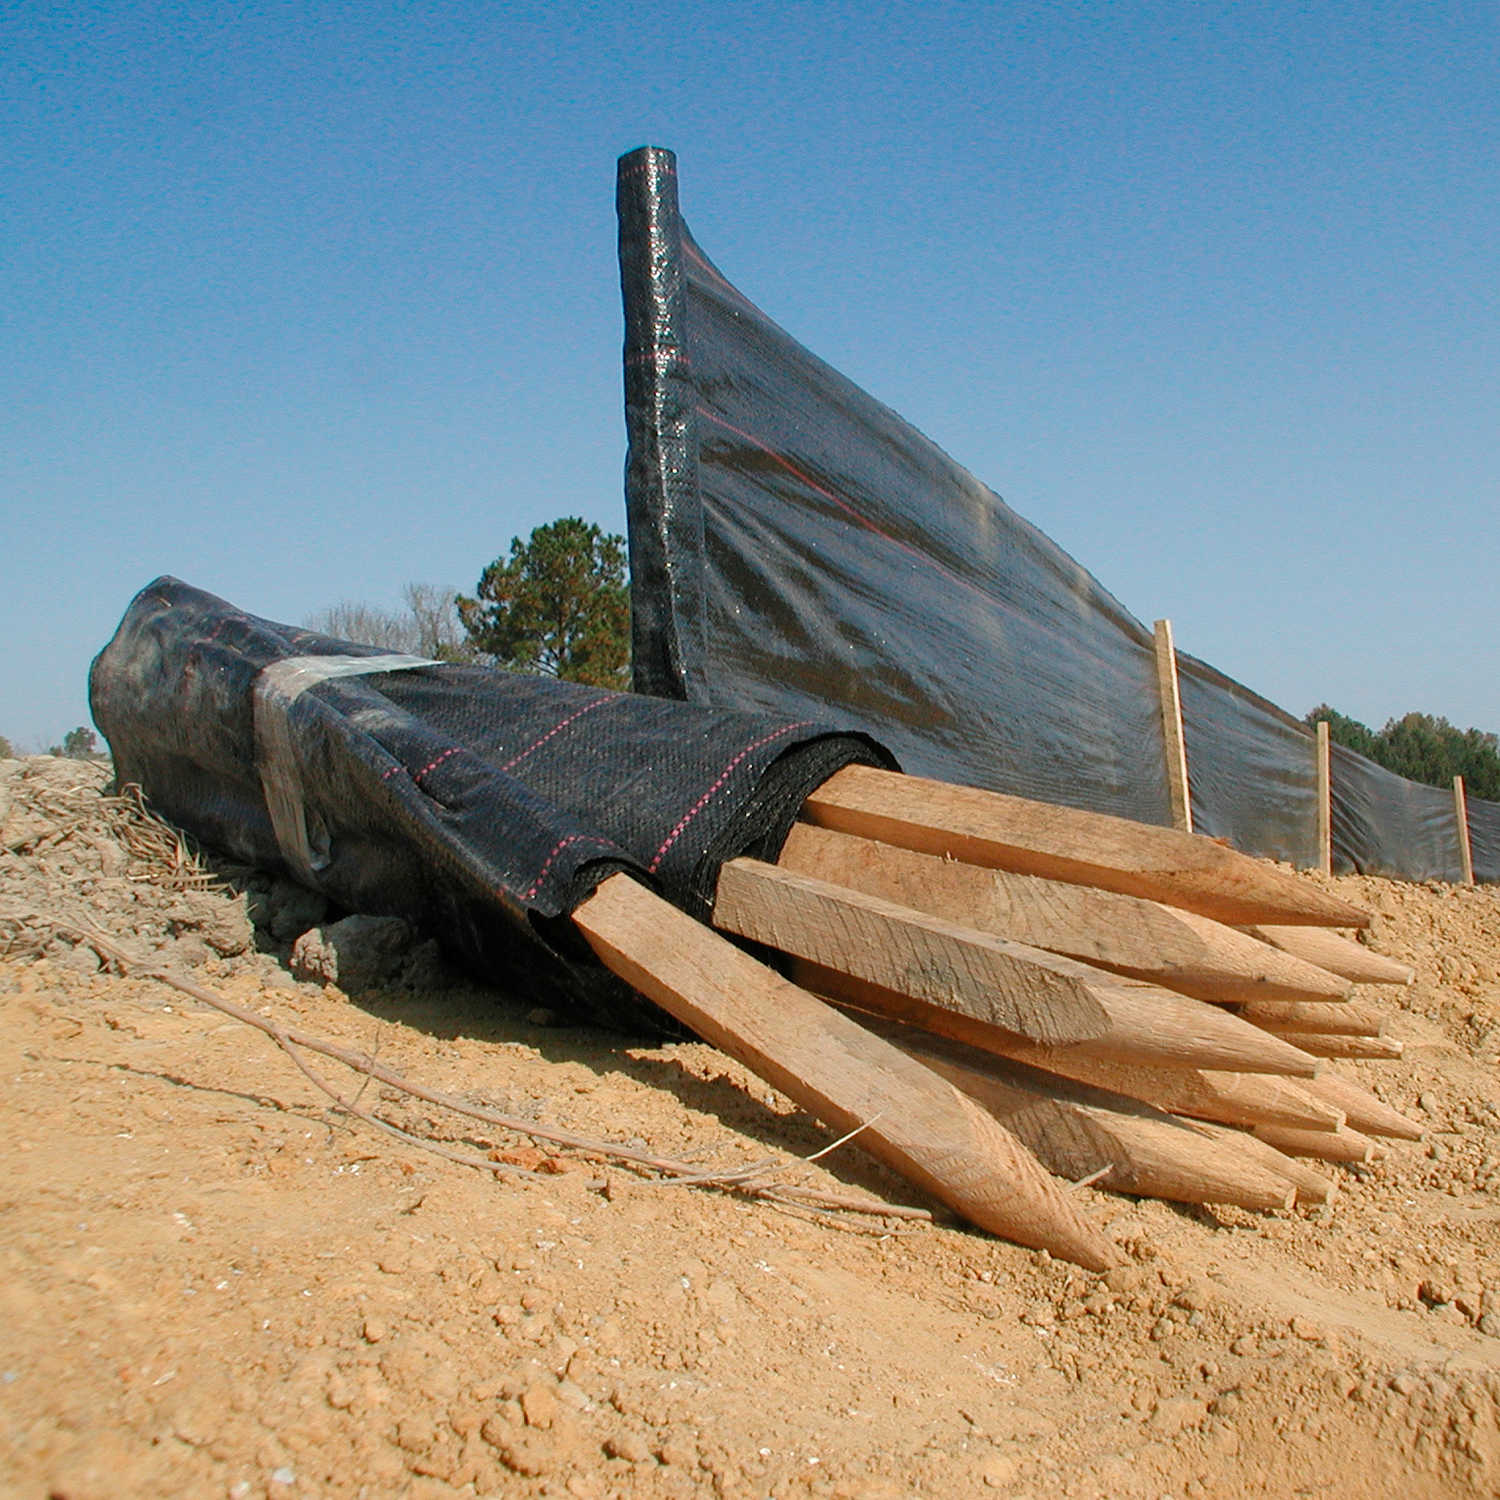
(108, 783, 223, 890)
(9, 776, 220, 892)
(8, 906, 931, 1229)
(1070, 1166, 1113, 1192)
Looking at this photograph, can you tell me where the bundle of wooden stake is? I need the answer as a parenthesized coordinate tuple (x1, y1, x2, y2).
(573, 766, 1421, 1271)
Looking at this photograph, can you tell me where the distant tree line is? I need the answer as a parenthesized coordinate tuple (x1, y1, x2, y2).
(307, 518, 631, 691)
(1306, 706, 1500, 802)
(305, 583, 477, 663)
(0, 727, 103, 759)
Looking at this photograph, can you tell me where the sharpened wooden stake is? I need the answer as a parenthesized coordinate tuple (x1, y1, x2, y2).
(1238, 925, 1415, 986)
(1316, 720, 1332, 876)
(1239, 999, 1388, 1036)
(1183, 1074, 1343, 1132)
(1189, 1121, 1337, 1205)
(1301, 1072, 1423, 1140)
(788, 954, 1320, 1082)
(715, 861, 1321, 1076)
(865, 1018, 1296, 1212)
(802, 765, 1371, 929)
(1456, 776, 1476, 887)
(776, 824, 1352, 1006)
(1252, 1124, 1381, 1164)
(1154, 619, 1193, 835)
(797, 961, 1338, 1132)
(572, 874, 1120, 1269)
(714, 857, 1109, 1046)
(1279, 1033, 1404, 1061)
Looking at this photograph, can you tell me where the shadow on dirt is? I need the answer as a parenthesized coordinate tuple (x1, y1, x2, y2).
(339, 977, 944, 1220)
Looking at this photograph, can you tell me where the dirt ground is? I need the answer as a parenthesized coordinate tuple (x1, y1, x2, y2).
(2, 755, 1498, 1499)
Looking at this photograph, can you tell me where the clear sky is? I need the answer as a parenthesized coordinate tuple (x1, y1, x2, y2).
(4, 1, 1496, 750)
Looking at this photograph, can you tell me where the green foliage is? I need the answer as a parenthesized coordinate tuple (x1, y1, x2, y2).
(1381, 713, 1500, 801)
(1305, 704, 1378, 760)
(0, 733, 12, 759)
(62, 726, 98, 759)
(458, 518, 630, 689)
(1306, 706, 1500, 801)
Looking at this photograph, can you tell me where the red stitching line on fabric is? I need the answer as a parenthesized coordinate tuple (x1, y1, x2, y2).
(696, 405, 933, 563)
(679, 242, 1047, 629)
(412, 745, 462, 785)
(379, 696, 613, 791)
(619, 159, 675, 179)
(648, 721, 813, 875)
(381, 744, 463, 785)
(501, 695, 615, 772)
(695, 405, 1022, 618)
(524, 833, 617, 903)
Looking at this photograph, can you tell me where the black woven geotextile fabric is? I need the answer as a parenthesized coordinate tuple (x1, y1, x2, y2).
(1466, 795, 1500, 883)
(89, 578, 891, 1030)
(617, 147, 707, 703)
(1329, 742, 1465, 881)
(1177, 652, 1321, 867)
(618, 146, 1173, 825)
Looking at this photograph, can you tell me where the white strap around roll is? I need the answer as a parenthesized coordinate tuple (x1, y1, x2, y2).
(253, 654, 438, 882)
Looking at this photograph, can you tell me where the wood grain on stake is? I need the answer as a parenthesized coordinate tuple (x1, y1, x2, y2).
(715, 857, 1111, 1045)
(794, 962, 1340, 1128)
(862, 1016, 1297, 1211)
(1188, 1121, 1337, 1206)
(714, 864, 1322, 1076)
(1316, 720, 1333, 876)
(1238, 999, 1387, 1036)
(1159, 1073, 1343, 1132)
(1302, 1071, 1423, 1140)
(801, 765, 1371, 929)
(569, 767, 1394, 1252)
(1456, 775, 1476, 887)
(1253, 1123, 1381, 1164)
(1239, 925, 1414, 986)
(572, 874, 1120, 1270)
(1275, 1033, 1404, 1061)
(1154, 618, 1194, 835)
(776, 824, 1352, 1006)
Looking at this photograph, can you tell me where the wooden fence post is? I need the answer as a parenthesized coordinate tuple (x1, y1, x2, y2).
(1152, 619, 1193, 834)
(1316, 720, 1332, 876)
(1454, 775, 1475, 886)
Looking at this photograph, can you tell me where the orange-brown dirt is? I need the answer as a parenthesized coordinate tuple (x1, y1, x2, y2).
(2, 755, 1497, 1499)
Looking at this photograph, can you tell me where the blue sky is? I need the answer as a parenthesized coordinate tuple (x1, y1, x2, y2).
(3, 1, 1496, 748)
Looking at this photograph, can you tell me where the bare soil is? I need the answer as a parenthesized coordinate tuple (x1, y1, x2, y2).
(2, 755, 1498, 1499)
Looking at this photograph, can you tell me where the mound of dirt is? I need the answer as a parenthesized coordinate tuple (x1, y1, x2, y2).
(1, 755, 1497, 1498)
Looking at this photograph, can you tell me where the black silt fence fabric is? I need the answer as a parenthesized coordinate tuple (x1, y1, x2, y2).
(1464, 794, 1500, 884)
(1329, 743, 1465, 881)
(618, 146, 1496, 883)
(618, 146, 1173, 825)
(1177, 652, 1321, 867)
(89, 578, 891, 1030)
